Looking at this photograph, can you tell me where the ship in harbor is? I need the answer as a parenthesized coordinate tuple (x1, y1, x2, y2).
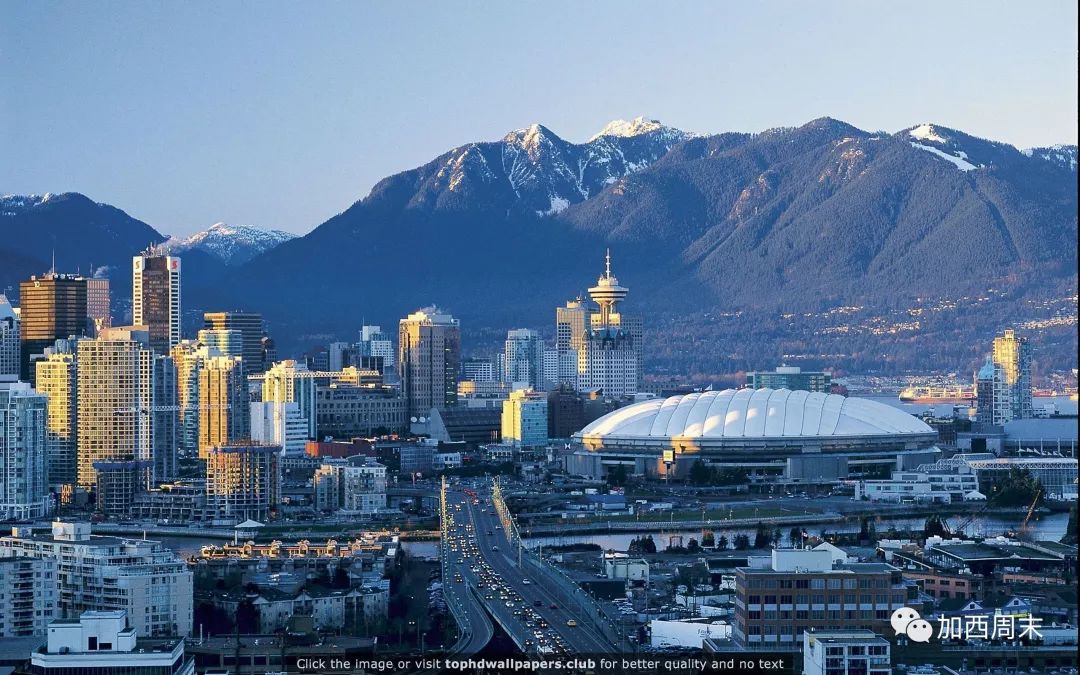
(898, 386, 976, 403)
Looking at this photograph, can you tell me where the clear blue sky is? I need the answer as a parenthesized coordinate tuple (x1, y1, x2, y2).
(2, 1, 1076, 236)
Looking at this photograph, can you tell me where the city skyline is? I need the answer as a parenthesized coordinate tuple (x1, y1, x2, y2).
(2, 2, 1076, 235)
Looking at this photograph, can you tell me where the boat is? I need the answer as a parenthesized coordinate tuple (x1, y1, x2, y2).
(898, 386, 976, 403)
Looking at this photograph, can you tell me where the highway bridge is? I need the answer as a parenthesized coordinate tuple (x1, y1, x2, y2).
(439, 477, 627, 655)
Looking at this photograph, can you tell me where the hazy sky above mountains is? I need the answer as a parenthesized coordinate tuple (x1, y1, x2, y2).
(2, 1, 1076, 236)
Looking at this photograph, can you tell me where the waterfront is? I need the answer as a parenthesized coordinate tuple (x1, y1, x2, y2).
(868, 394, 1078, 417)
(157, 511, 1071, 559)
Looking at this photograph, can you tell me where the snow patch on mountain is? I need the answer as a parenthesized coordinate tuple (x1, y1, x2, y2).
(909, 123, 949, 144)
(909, 142, 978, 171)
(164, 222, 295, 264)
(1025, 144, 1078, 172)
(1, 192, 56, 214)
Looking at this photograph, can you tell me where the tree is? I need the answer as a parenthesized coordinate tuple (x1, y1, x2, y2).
(988, 468, 1044, 508)
(859, 516, 877, 543)
(194, 602, 234, 636)
(687, 538, 701, 554)
(733, 534, 750, 550)
(607, 464, 629, 487)
(332, 566, 351, 589)
(1063, 505, 1078, 546)
(788, 526, 804, 548)
(236, 599, 260, 633)
(701, 531, 715, 548)
(642, 535, 657, 554)
(717, 535, 729, 551)
(688, 460, 713, 486)
(753, 522, 771, 549)
(923, 515, 950, 539)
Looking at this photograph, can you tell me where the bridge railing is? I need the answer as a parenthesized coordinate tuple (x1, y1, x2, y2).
(491, 478, 628, 652)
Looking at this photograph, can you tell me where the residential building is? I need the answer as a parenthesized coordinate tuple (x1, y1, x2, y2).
(0, 554, 56, 636)
(503, 328, 544, 390)
(29, 610, 194, 675)
(802, 630, 890, 675)
(260, 359, 321, 440)
(35, 340, 79, 488)
(0, 522, 193, 637)
(93, 459, 152, 515)
(204, 444, 281, 522)
(747, 366, 831, 393)
(202, 311, 269, 374)
(0, 294, 18, 377)
(501, 388, 549, 448)
(198, 355, 249, 458)
(250, 400, 307, 455)
(171, 339, 210, 458)
(0, 380, 50, 519)
(734, 548, 908, 651)
(76, 327, 177, 488)
(132, 249, 181, 355)
(975, 328, 1035, 426)
(84, 277, 111, 332)
(315, 383, 406, 438)
(196, 327, 243, 359)
(313, 457, 387, 515)
(398, 307, 460, 419)
(18, 273, 87, 382)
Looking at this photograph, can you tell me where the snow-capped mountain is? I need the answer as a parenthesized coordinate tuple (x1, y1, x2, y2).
(369, 117, 690, 216)
(1024, 144, 1078, 172)
(164, 223, 296, 265)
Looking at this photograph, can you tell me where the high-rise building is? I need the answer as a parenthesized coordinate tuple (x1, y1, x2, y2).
(503, 328, 544, 390)
(0, 295, 19, 377)
(198, 355, 250, 458)
(132, 249, 182, 355)
(0, 380, 50, 520)
(555, 298, 589, 385)
(462, 356, 497, 383)
(171, 339, 209, 458)
(358, 325, 395, 373)
(85, 277, 111, 332)
(250, 401, 308, 455)
(990, 328, 1033, 422)
(0, 521, 193, 638)
(556, 252, 643, 397)
(76, 327, 177, 488)
(0, 554, 57, 636)
(18, 273, 88, 382)
(196, 327, 243, 359)
(398, 307, 461, 419)
(746, 366, 831, 393)
(261, 359, 321, 440)
(975, 356, 1003, 426)
(547, 384, 586, 439)
(204, 444, 280, 522)
(202, 312, 269, 374)
(35, 340, 80, 488)
(501, 389, 549, 448)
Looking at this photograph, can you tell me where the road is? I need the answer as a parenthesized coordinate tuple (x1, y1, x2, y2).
(442, 480, 625, 656)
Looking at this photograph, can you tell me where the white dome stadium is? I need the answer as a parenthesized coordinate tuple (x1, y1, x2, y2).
(578, 388, 933, 441)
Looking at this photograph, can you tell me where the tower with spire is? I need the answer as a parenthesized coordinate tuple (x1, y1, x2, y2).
(555, 250, 643, 397)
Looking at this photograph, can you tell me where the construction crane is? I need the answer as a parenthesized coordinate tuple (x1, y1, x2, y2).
(1013, 490, 1042, 541)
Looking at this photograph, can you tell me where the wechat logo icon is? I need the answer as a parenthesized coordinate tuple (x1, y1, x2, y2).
(890, 607, 933, 643)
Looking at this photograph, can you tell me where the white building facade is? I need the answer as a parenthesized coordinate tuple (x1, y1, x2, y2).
(0, 380, 50, 519)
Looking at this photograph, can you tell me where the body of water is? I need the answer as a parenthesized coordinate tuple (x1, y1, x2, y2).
(866, 394, 1078, 417)
(525, 512, 1072, 552)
